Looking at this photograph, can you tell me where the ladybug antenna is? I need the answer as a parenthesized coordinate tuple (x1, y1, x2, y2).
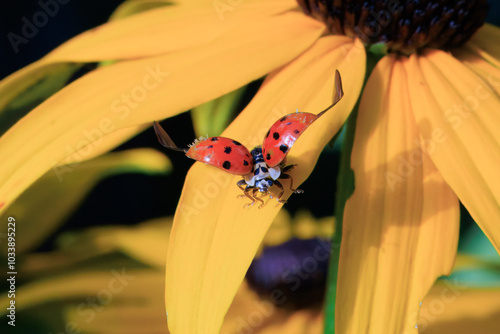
(316, 69, 345, 118)
(153, 121, 188, 153)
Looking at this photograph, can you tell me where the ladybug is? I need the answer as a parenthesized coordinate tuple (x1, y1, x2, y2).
(153, 70, 344, 208)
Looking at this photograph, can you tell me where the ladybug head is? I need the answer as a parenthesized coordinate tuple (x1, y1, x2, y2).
(250, 146, 264, 164)
(255, 178, 274, 193)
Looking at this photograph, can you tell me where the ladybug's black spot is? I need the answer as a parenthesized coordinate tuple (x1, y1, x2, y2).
(232, 140, 242, 146)
(273, 132, 280, 140)
(246, 153, 251, 157)
(210, 137, 218, 142)
(222, 161, 231, 170)
(293, 129, 300, 134)
(279, 144, 289, 153)
(266, 153, 271, 160)
(261, 167, 268, 173)
(243, 160, 249, 166)
(285, 122, 292, 125)
(279, 116, 287, 122)
(224, 146, 232, 154)
(207, 145, 213, 148)
(265, 130, 270, 138)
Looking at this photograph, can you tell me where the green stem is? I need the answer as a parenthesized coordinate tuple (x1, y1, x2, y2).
(323, 52, 381, 334)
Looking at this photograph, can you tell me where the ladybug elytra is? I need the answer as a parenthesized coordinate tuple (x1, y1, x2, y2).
(153, 70, 344, 208)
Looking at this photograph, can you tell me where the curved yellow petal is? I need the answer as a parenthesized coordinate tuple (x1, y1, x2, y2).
(55, 124, 149, 166)
(453, 45, 500, 96)
(0, 62, 79, 120)
(337, 56, 459, 334)
(468, 23, 500, 68)
(165, 37, 365, 334)
(405, 51, 500, 251)
(46, 0, 299, 62)
(222, 281, 322, 334)
(0, 269, 161, 313)
(293, 210, 334, 239)
(59, 217, 172, 269)
(263, 209, 293, 246)
(258, 309, 322, 334)
(418, 282, 500, 334)
(0, 11, 324, 213)
(0, 1, 298, 130)
(109, 0, 171, 20)
(10, 270, 168, 334)
(0, 149, 170, 254)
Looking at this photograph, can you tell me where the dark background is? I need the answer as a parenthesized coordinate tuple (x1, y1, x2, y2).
(1, 0, 499, 251)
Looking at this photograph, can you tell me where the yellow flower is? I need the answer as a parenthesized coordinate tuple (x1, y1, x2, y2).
(2, 206, 499, 334)
(0, 211, 325, 334)
(0, 0, 499, 333)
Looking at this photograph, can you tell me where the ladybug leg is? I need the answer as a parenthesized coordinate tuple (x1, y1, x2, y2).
(279, 173, 304, 194)
(241, 186, 257, 208)
(282, 164, 298, 173)
(273, 180, 286, 204)
(252, 188, 266, 209)
(236, 179, 248, 199)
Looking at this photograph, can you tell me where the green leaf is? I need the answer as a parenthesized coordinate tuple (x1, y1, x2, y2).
(191, 86, 246, 137)
(0, 62, 80, 135)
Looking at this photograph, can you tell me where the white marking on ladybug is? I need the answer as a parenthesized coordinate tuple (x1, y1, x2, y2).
(244, 147, 281, 192)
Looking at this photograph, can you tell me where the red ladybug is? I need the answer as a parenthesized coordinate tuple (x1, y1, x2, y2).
(153, 70, 344, 208)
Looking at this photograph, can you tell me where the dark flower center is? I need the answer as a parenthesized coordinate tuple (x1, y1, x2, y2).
(245, 238, 330, 310)
(297, 0, 489, 54)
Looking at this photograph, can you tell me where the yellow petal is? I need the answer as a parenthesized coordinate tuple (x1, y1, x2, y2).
(405, 50, 500, 251)
(0, 149, 170, 253)
(109, 0, 171, 20)
(46, 0, 299, 62)
(56, 124, 149, 165)
(60, 217, 172, 269)
(165, 37, 365, 334)
(2, 269, 168, 333)
(0, 1, 298, 135)
(257, 309, 323, 334)
(337, 55, 459, 334)
(293, 210, 333, 239)
(418, 282, 500, 334)
(0, 269, 161, 313)
(0, 11, 324, 213)
(0, 62, 79, 119)
(263, 209, 293, 246)
(221, 281, 322, 334)
(453, 45, 500, 96)
(468, 24, 500, 68)
(221, 281, 285, 334)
